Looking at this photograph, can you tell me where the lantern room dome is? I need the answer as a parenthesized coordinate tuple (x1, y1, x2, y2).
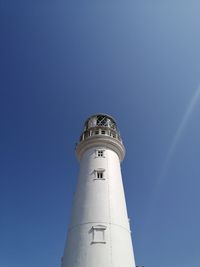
(84, 114, 117, 130)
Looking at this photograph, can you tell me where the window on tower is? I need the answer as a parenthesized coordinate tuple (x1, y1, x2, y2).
(91, 225, 107, 244)
(97, 150, 104, 157)
(95, 149, 105, 158)
(97, 171, 104, 179)
(94, 168, 105, 180)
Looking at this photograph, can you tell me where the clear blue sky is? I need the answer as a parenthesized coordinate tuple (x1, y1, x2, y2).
(1, 1, 200, 267)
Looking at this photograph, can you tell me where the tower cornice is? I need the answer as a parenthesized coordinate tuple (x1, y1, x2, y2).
(76, 135, 125, 162)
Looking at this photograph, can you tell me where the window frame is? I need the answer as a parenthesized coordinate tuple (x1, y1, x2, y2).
(91, 225, 107, 244)
(95, 149, 105, 158)
(97, 171, 103, 179)
(94, 168, 105, 180)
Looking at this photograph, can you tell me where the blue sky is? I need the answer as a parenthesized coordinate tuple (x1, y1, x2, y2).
(1, 1, 200, 267)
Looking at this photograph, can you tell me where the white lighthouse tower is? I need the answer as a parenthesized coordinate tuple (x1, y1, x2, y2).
(61, 114, 136, 267)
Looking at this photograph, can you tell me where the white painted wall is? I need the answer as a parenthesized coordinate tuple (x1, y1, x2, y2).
(62, 143, 136, 267)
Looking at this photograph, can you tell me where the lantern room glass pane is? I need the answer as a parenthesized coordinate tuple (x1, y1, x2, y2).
(85, 114, 117, 132)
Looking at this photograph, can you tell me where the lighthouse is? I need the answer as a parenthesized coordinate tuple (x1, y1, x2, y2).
(61, 114, 136, 267)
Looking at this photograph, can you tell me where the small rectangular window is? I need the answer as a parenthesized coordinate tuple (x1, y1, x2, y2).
(97, 150, 104, 157)
(101, 130, 106, 134)
(97, 171, 103, 179)
(95, 130, 99, 135)
(92, 225, 107, 244)
(94, 168, 105, 180)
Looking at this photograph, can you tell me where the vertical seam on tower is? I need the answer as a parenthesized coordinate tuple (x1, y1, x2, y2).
(106, 149, 113, 267)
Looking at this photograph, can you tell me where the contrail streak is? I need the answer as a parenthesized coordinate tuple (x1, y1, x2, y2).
(160, 85, 200, 182)
(143, 85, 200, 223)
